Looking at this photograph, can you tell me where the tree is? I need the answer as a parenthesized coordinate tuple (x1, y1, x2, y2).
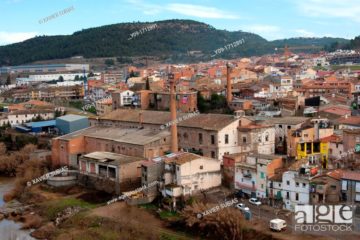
(105, 59, 114, 66)
(74, 75, 80, 81)
(58, 76, 64, 82)
(6, 75, 11, 85)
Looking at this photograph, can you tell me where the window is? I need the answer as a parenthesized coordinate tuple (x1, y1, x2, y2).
(211, 135, 215, 144)
(287, 181, 290, 186)
(211, 151, 216, 158)
(279, 137, 283, 141)
(261, 184, 264, 189)
(200, 165, 203, 170)
(199, 133, 203, 144)
(303, 183, 306, 188)
(265, 133, 269, 142)
(225, 134, 229, 144)
(286, 192, 290, 199)
(279, 125, 283, 128)
(242, 136, 247, 143)
(287, 126, 291, 129)
(295, 193, 299, 201)
(330, 185, 336, 190)
(260, 172, 265, 179)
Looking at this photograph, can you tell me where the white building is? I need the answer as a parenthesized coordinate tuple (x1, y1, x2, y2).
(282, 170, 310, 211)
(234, 157, 257, 198)
(161, 152, 221, 199)
(7, 109, 54, 126)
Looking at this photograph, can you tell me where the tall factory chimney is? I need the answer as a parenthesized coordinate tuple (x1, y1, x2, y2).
(226, 62, 232, 104)
(169, 73, 178, 153)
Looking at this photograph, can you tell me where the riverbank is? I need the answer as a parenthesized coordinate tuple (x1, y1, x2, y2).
(0, 177, 35, 240)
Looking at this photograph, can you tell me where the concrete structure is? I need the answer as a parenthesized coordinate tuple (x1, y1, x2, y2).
(56, 114, 89, 135)
(78, 151, 145, 194)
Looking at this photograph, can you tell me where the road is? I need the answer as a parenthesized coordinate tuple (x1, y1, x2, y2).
(237, 198, 360, 239)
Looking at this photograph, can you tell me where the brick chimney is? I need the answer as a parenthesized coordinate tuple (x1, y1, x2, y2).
(226, 63, 232, 104)
(169, 73, 178, 153)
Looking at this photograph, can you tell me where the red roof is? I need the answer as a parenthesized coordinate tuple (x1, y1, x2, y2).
(342, 171, 360, 181)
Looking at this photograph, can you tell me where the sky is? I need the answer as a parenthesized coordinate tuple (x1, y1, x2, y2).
(0, 0, 360, 46)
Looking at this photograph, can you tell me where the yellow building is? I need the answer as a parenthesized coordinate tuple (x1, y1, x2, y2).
(296, 141, 329, 168)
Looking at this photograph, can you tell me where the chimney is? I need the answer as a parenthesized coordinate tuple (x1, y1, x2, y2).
(169, 73, 178, 153)
(139, 112, 144, 128)
(226, 63, 232, 104)
(314, 121, 319, 141)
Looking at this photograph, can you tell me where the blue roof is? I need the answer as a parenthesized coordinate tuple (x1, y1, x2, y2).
(25, 120, 56, 128)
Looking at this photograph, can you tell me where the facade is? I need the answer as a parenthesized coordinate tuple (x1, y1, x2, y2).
(161, 152, 221, 207)
(148, 91, 198, 113)
(234, 156, 257, 198)
(111, 90, 134, 108)
(78, 151, 144, 194)
(0, 64, 89, 74)
(7, 109, 54, 126)
(238, 124, 276, 155)
(51, 127, 171, 167)
(282, 170, 311, 211)
(95, 98, 113, 116)
(223, 153, 248, 189)
(310, 171, 341, 204)
(341, 171, 360, 203)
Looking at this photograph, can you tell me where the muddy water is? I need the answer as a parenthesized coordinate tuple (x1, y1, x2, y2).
(0, 177, 35, 240)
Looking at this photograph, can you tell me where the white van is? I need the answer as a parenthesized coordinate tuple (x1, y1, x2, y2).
(269, 219, 286, 232)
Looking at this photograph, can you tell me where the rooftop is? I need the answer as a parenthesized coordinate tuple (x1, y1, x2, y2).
(56, 114, 88, 122)
(82, 151, 144, 165)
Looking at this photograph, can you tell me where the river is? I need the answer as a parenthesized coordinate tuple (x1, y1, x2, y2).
(0, 177, 35, 240)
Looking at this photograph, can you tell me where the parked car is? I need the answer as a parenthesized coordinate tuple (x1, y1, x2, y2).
(269, 219, 287, 232)
(249, 198, 261, 206)
(235, 203, 250, 212)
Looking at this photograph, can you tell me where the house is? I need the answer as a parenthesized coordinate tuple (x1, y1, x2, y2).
(223, 152, 248, 189)
(341, 171, 360, 203)
(234, 155, 257, 198)
(310, 170, 342, 204)
(78, 151, 145, 194)
(111, 90, 135, 109)
(255, 154, 285, 199)
(268, 171, 285, 208)
(95, 98, 113, 116)
(238, 123, 275, 155)
(161, 152, 221, 209)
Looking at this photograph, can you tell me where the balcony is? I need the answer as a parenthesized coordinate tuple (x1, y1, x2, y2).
(165, 184, 182, 197)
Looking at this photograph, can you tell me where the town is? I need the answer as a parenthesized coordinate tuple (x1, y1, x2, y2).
(1, 1, 360, 239)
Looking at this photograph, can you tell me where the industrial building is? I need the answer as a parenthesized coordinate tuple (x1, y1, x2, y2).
(56, 114, 89, 135)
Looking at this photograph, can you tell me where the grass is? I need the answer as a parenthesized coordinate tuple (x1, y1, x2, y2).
(159, 210, 181, 220)
(40, 197, 97, 220)
(139, 203, 158, 210)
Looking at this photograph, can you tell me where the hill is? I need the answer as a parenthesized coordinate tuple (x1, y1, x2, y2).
(0, 20, 350, 66)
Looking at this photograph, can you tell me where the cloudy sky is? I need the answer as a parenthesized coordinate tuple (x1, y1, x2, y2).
(0, 0, 359, 45)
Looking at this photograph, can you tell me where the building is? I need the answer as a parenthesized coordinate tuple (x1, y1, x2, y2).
(51, 127, 171, 167)
(234, 155, 257, 198)
(255, 154, 285, 199)
(160, 152, 221, 208)
(90, 109, 243, 160)
(223, 152, 248, 189)
(7, 109, 54, 126)
(95, 98, 113, 116)
(78, 151, 145, 194)
(147, 91, 198, 113)
(56, 114, 89, 135)
(310, 170, 342, 204)
(341, 171, 360, 203)
(0, 64, 89, 75)
(111, 90, 134, 109)
(238, 123, 276, 155)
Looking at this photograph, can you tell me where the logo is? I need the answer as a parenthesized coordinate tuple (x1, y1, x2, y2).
(294, 205, 353, 233)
